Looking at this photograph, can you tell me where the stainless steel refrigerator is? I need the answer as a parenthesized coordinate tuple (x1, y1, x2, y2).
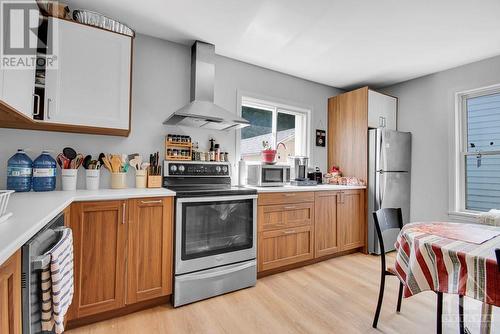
(368, 129, 412, 254)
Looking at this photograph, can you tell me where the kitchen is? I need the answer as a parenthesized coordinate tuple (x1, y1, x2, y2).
(1, 1, 500, 334)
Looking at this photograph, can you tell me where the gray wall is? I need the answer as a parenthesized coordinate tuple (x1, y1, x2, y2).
(0, 34, 340, 189)
(382, 55, 500, 222)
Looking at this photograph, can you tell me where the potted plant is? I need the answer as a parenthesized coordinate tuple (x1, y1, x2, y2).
(261, 141, 287, 164)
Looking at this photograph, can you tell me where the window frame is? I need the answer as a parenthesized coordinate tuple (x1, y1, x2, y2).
(235, 91, 311, 163)
(453, 83, 500, 216)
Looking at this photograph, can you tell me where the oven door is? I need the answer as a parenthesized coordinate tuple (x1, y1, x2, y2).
(175, 195, 257, 275)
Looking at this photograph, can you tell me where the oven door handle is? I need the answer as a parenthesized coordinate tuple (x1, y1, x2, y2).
(179, 261, 256, 281)
(176, 194, 258, 203)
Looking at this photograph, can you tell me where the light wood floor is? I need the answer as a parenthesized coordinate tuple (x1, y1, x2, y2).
(67, 253, 490, 334)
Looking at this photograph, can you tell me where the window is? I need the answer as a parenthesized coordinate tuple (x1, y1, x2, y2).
(239, 97, 309, 162)
(456, 86, 500, 212)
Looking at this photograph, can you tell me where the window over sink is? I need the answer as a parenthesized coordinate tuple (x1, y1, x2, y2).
(238, 95, 310, 163)
(455, 85, 500, 213)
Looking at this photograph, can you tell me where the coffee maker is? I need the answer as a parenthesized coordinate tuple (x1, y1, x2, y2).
(289, 156, 317, 186)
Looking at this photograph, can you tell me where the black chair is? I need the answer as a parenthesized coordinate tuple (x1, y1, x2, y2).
(371, 208, 404, 328)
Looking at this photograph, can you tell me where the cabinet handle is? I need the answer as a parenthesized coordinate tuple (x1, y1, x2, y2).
(32, 94, 40, 117)
(122, 202, 126, 224)
(284, 206, 296, 210)
(383, 117, 386, 127)
(283, 230, 296, 235)
(141, 199, 162, 204)
(379, 116, 384, 127)
(47, 98, 53, 119)
(284, 193, 295, 197)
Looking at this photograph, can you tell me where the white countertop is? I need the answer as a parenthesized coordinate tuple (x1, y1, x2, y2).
(0, 188, 175, 265)
(246, 184, 366, 193)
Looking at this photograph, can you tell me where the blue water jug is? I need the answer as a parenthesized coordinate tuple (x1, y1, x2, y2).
(7, 149, 33, 192)
(32, 151, 56, 192)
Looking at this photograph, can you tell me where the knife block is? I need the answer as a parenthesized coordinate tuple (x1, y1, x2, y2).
(147, 174, 162, 188)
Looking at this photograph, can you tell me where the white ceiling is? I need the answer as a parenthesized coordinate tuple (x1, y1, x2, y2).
(67, 0, 500, 89)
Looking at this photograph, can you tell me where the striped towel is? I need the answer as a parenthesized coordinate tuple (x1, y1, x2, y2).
(41, 228, 74, 334)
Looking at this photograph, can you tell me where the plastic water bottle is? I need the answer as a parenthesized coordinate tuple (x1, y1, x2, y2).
(32, 151, 56, 192)
(7, 149, 33, 192)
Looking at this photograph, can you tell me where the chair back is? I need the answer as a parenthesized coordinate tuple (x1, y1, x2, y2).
(372, 208, 403, 255)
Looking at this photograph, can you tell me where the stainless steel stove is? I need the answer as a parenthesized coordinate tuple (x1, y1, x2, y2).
(163, 161, 257, 307)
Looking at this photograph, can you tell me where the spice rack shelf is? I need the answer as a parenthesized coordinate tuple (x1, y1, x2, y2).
(165, 137, 192, 161)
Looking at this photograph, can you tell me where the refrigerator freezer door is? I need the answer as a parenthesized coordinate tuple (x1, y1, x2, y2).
(378, 129, 412, 172)
(371, 171, 411, 253)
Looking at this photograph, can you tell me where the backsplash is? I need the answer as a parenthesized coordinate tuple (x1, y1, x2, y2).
(0, 33, 339, 189)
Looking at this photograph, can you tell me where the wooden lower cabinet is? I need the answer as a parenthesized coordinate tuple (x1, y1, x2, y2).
(127, 197, 173, 304)
(68, 197, 173, 320)
(258, 226, 314, 272)
(258, 189, 366, 272)
(69, 200, 127, 318)
(0, 250, 22, 334)
(338, 190, 365, 251)
(314, 191, 340, 257)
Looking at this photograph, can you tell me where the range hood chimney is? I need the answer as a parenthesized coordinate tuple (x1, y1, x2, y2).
(163, 41, 250, 131)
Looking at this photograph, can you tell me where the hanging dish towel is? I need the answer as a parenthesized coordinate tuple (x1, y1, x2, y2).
(41, 228, 74, 334)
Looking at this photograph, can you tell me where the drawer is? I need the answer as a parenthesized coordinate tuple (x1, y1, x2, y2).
(258, 192, 314, 206)
(258, 226, 314, 272)
(258, 202, 314, 232)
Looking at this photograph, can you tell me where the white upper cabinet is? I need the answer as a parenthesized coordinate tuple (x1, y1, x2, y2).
(44, 18, 131, 129)
(368, 90, 397, 130)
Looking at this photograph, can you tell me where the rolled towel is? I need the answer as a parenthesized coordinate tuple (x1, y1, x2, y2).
(478, 209, 500, 226)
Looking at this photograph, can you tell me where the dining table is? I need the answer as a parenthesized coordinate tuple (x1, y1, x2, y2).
(394, 221, 500, 334)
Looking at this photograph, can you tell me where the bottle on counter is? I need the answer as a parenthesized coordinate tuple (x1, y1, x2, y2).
(238, 158, 246, 186)
(7, 149, 33, 192)
(209, 139, 215, 162)
(32, 151, 56, 192)
(214, 144, 220, 162)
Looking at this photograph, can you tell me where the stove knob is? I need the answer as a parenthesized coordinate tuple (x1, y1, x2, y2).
(178, 165, 185, 172)
(222, 166, 228, 174)
(215, 166, 221, 173)
(170, 164, 177, 172)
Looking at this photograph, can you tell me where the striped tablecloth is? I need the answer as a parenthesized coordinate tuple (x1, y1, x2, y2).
(394, 222, 500, 306)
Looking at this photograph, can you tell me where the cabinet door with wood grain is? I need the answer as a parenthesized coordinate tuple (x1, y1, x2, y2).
(338, 190, 365, 251)
(258, 226, 314, 272)
(314, 191, 340, 258)
(69, 200, 127, 318)
(0, 251, 21, 334)
(126, 197, 173, 304)
(258, 202, 314, 232)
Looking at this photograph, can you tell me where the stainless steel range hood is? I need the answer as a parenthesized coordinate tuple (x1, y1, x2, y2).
(163, 41, 250, 131)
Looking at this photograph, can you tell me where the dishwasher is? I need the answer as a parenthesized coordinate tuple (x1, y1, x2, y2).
(21, 212, 66, 334)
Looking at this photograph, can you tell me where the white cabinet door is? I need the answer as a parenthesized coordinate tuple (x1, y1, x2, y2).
(368, 90, 397, 130)
(45, 18, 131, 129)
(0, 13, 36, 119)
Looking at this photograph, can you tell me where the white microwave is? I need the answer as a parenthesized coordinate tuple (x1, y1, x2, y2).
(246, 164, 290, 187)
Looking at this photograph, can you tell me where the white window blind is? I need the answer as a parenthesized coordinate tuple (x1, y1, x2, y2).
(464, 92, 500, 211)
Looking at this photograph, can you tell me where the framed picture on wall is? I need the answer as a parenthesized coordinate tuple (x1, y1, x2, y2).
(316, 129, 326, 147)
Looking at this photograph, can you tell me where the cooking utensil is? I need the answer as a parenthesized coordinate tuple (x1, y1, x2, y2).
(111, 155, 122, 173)
(56, 153, 70, 169)
(63, 147, 77, 160)
(70, 154, 84, 169)
(101, 156, 113, 172)
(83, 155, 92, 169)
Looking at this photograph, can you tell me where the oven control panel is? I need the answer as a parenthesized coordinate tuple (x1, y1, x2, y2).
(164, 161, 230, 177)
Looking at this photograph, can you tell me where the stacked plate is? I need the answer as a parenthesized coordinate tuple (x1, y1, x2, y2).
(73, 9, 135, 37)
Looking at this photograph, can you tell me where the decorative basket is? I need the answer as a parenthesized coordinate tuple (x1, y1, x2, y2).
(0, 190, 14, 224)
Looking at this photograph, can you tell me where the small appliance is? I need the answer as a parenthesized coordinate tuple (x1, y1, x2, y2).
(246, 163, 290, 187)
(289, 156, 317, 186)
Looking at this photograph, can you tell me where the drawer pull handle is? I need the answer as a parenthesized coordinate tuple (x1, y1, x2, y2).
(284, 206, 296, 210)
(141, 200, 162, 204)
(283, 230, 296, 235)
(122, 203, 126, 224)
(284, 193, 296, 197)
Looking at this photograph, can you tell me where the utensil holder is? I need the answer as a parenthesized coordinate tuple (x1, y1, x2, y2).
(61, 169, 78, 191)
(135, 170, 147, 188)
(111, 172, 127, 189)
(147, 175, 162, 188)
(85, 169, 100, 190)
